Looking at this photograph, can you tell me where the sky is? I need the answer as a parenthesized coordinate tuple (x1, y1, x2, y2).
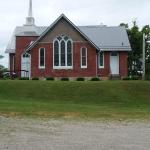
(0, 0, 150, 68)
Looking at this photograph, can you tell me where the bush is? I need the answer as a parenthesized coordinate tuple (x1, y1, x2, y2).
(32, 77, 39, 80)
(91, 77, 100, 81)
(61, 78, 69, 81)
(131, 75, 140, 80)
(123, 76, 141, 81)
(146, 75, 150, 81)
(0, 71, 3, 79)
(46, 77, 54, 81)
(122, 77, 131, 80)
(76, 77, 85, 81)
(1, 72, 10, 80)
(11, 73, 18, 79)
(19, 77, 29, 80)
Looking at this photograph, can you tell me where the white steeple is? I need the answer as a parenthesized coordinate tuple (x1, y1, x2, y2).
(28, 0, 33, 17)
(25, 0, 35, 26)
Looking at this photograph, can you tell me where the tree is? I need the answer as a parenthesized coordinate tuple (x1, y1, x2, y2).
(0, 55, 4, 59)
(120, 22, 142, 76)
(0, 55, 6, 78)
(120, 21, 150, 78)
(126, 21, 143, 76)
(141, 25, 150, 77)
(120, 23, 129, 29)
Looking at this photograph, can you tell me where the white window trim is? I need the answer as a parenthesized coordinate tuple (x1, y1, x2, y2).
(53, 66, 73, 70)
(53, 36, 73, 70)
(39, 48, 45, 69)
(81, 47, 87, 69)
(98, 52, 104, 69)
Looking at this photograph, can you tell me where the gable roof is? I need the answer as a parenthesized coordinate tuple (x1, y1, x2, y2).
(25, 14, 100, 52)
(78, 26, 131, 51)
(5, 14, 132, 53)
(5, 26, 47, 53)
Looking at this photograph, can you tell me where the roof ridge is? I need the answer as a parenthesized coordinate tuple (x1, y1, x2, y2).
(25, 14, 100, 52)
(78, 25, 124, 28)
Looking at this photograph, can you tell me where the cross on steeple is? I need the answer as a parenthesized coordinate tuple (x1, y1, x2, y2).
(25, 0, 35, 26)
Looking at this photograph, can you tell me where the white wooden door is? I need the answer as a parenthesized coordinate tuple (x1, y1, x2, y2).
(110, 52, 119, 75)
(21, 53, 31, 78)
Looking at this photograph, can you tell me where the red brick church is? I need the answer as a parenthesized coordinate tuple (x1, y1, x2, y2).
(6, 0, 131, 79)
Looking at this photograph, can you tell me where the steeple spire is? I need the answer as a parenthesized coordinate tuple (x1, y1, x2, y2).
(25, 0, 35, 26)
(28, 0, 33, 17)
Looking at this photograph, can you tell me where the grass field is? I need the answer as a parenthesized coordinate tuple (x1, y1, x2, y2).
(0, 80, 150, 120)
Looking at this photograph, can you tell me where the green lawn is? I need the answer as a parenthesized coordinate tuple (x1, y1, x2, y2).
(0, 80, 150, 120)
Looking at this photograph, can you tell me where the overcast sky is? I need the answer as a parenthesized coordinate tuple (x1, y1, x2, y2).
(0, 0, 150, 68)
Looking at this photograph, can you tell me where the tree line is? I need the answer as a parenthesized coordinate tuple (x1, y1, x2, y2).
(120, 21, 150, 79)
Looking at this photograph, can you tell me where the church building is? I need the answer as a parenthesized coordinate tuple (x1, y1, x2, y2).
(6, 0, 131, 79)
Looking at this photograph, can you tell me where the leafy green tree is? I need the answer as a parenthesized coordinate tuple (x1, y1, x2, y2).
(120, 23, 129, 29)
(128, 21, 143, 76)
(141, 25, 150, 77)
(0, 55, 7, 78)
(0, 55, 4, 59)
(120, 21, 143, 76)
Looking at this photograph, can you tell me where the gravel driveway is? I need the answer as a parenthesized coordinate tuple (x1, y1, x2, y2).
(0, 117, 150, 150)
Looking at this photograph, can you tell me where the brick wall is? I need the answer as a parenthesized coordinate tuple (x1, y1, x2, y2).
(119, 51, 128, 77)
(15, 36, 38, 76)
(14, 36, 128, 78)
(31, 42, 97, 78)
(97, 51, 128, 77)
(97, 52, 110, 77)
(9, 53, 15, 72)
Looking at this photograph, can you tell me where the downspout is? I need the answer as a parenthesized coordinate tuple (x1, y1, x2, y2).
(96, 53, 98, 77)
(28, 51, 31, 79)
(96, 49, 100, 77)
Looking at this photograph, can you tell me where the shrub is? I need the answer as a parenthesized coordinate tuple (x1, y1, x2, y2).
(32, 77, 39, 80)
(76, 77, 85, 81)
(19, 77, 29, 80)
(46, 77, 54, 81)
(0, 71, 3, 79)
(61, 78, 69, 81)
(91, 77, 100, 81)
(131, 75, 140, 80)
(11, 73, 18, 79)
(146, 75, 150, 81)
(122, 77, 131, 80)
(1, 72, 10, 80)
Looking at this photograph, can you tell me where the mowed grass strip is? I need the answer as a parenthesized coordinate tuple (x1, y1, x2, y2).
(0, 80, 150, 120)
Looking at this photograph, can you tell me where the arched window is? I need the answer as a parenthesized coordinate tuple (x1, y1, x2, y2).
(21, 53, 31, 78)
(23, 53, 30, 58)
(67, 41, 72, 66)
(53, 35, 73, 69)
(54, 41, 59, 66)
(61, 41, 65, 66)
(81, 47, 87, 68)
(39, 48, 45, 69)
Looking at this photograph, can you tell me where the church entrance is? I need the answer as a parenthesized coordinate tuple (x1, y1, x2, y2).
(21, 53, 31, 78)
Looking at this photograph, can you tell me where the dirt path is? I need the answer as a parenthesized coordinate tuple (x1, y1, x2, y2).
(0, 117, 150, 150)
